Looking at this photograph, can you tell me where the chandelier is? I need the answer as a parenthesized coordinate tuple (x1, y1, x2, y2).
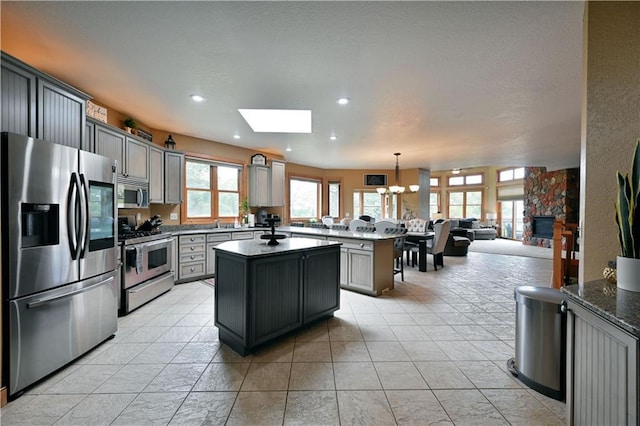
(376, 153, 420, 194)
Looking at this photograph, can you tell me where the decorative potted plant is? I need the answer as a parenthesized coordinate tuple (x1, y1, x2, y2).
(240, 198, 250, 226)
(123, 118, 137, 134)
(615, 138, 640, 291)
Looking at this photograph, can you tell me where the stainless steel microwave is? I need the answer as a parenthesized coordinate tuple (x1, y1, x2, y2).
(117, 180, 149, 209)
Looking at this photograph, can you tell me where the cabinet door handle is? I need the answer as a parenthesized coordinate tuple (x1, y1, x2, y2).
(190, 247, 195, 251)
(190, 255, 195, 259)
(190, 237, 195, 241)
(360, 243, 365, 248)
(190, 267, 195, 272)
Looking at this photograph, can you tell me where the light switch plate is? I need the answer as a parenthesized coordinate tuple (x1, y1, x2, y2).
(170, 213, 178, 220)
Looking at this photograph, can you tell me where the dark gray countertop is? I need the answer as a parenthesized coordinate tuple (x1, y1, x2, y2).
(562, 280, 640, 337)
(215, 237, 342, 258)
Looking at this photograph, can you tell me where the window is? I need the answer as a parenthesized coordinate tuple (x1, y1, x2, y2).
(448, 174, 483, 186)
(430, 177, 440, 187)
(184, 158, 241, 222)
(448, 190, 483, 218)
(353, 191, 396, 219)
(499, 167, 525, 182)
(429, 192, 440, 218)
(290, 177, 322, 219)
(328, 180, 341, 218)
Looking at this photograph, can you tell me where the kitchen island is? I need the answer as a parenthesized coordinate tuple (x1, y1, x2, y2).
(562, 280, 640, 425)
(277, 226, 398, 296)
(214, 237, 341, 356)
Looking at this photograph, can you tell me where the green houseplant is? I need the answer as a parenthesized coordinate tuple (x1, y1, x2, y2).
(615, 138, 640, 291)
(240, 198, 250, 225)
(123, 118, 137, 133)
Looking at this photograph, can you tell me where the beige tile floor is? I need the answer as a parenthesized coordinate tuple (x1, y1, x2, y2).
(0, 250, 566, 425)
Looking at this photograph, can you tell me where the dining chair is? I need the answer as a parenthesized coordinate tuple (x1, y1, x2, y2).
(374, 220, 397, 234)
(349, 219, 367, 231)
(426, 219, 451, 270)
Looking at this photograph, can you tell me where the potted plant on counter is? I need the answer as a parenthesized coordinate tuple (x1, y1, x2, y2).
(615, 138, 640, 291)
(240, 198, 250, 227)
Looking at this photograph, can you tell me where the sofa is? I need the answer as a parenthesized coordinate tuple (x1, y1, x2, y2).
(443, 228, 472, 256)
(450, 218, 497, 240)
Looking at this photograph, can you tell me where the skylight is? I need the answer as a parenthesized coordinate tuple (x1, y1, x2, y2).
(238, 109, 312, 133)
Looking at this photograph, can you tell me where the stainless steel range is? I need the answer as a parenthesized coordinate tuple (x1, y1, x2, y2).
(119, 231, 174, 314)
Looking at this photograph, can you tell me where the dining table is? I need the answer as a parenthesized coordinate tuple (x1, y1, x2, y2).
(406, 231, 435, 272)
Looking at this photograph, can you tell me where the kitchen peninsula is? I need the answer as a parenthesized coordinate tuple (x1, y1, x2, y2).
(214, 237, 341, 355)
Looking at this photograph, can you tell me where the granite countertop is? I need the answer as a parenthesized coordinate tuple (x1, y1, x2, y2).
(562, 280, 640, 337)
(215, 237, 342, 257)
(278, 225, 398, 241)
(162, 225, 267, 235)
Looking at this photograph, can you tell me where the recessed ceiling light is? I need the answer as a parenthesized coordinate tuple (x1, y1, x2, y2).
(238, 109, 311, 133)
(233, 134, 240, 140)
(285, 145, 292, 152)
(330, 135, 337, 141)
(336, 97, 350, 105)
(190, 94, 205, 102)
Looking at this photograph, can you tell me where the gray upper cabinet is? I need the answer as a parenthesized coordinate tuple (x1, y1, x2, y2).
(125, 136, 149, 181)
(1, 52, 89, 150)
(164, 151, 184, 204)
(85, 120, 95, 153)
(94, 122, 126, 175)
(270, 160, 285, 206)
(149, 145, 164, 203)
(248, 161, 285, 207)
(92, 120, 149, 182)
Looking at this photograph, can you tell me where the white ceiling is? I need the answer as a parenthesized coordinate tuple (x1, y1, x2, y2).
(1, 1, 585, 171)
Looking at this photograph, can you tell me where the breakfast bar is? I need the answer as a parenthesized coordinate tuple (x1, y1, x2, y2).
(214, 237, 341, 355)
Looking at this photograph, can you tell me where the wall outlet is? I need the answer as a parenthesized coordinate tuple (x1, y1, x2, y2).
(170, 213, 178, 220)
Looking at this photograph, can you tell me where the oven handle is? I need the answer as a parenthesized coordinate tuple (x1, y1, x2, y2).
(26, 278, 112, 309)
(141, 239, 172, 250)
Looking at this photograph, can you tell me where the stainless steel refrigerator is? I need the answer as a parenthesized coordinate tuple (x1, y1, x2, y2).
(1, 132, 119, 397)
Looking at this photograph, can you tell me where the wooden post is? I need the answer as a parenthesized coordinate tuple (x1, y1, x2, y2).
(552, 219, 564, 289)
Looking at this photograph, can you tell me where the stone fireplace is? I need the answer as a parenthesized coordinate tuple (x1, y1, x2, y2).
(523, 167, 579, 247)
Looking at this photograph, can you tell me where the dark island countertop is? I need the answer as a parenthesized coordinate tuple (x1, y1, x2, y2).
(562, 280, 640, 338)
(215, 237, 342, 258)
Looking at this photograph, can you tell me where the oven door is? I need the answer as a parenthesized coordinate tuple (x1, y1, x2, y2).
(124, 238, 172, 289)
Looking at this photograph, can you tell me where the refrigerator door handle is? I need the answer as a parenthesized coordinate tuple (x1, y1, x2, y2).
(25, 278, 111, 309)
(78, 173, 89, 258)
(67, 173, 80, 259)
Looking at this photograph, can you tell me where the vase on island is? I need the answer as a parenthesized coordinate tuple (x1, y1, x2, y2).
(616, 256, 640, 292)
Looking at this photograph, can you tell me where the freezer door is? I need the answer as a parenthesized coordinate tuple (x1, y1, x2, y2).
(78, 149, 117, 280)
(3, 133, 79, 298)
(7, 271, 118, 396)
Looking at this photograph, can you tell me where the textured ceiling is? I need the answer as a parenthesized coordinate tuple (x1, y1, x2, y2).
(1, 1, 585, 171)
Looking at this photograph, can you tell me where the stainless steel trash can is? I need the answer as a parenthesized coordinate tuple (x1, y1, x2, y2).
(508, 285, 567, 401)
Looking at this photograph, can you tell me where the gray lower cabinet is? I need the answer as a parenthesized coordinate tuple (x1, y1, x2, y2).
(205, 233, 232, 276)
(2, 52, 89, 150)
(331, 237, 393, 296)
(567, 301, 638, 425)
(215, 244, 340, 355)
(177, 234, 206, 282)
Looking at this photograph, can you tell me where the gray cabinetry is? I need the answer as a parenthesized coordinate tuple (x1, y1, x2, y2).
(567, 300, 638, 425)
(1, 52, 89, 150)
(270, 160, 285, 206)
(331, 237, 393, 296)
(148, 145, 164, 203)
(125, 136, 149, 181)
(164, 151, 184, 204)
(85, 120, 95, 153)
(178, 234, 207, 282)
(206, 233, 232, 276)
(92, 120, 149, 181)
(248, 165, 270, 207)
(248, 160, 285, 207)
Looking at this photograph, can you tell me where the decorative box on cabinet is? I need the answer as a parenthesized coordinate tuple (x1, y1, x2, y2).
(1, 52, 89, 150)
